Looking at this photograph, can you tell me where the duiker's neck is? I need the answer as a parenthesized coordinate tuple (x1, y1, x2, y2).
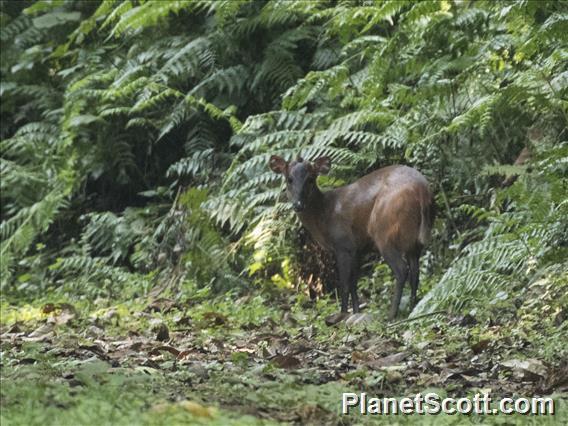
(304, 185, 327, 213)
(297, 186, 337, 226)
(296, 187, 337, 250)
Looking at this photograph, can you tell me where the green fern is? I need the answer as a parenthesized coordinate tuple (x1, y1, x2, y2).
(2, 0, 566, 309)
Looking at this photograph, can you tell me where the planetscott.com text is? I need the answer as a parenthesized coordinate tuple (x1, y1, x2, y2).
(342, 392, 555, 416)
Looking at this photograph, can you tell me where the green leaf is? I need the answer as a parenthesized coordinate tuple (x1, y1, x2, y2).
(68, 114, 103, 128)
(32, 11, 81, 29)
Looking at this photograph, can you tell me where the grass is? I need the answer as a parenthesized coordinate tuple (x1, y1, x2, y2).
(1, 278, 567, 425)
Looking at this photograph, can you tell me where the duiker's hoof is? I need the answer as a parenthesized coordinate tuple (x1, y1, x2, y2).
(325, 312, 350, 326)
(345, 313, 373, 327)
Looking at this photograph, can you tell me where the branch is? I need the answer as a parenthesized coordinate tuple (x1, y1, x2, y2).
(387, 310, 446, 328)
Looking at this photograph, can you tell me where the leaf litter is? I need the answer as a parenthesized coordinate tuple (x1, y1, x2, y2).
(1, 296, 567, 424)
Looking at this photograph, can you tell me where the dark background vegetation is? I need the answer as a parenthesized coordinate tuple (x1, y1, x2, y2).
(1, 1, 567, 424)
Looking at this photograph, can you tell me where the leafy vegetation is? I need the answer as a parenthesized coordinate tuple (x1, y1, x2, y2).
(1, 0, 567, 424)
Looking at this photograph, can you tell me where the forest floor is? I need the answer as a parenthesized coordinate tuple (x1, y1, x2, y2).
(1, 281, 567, 425)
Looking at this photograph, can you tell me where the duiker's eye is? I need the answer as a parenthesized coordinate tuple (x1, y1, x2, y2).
(287, 177, 293, 184)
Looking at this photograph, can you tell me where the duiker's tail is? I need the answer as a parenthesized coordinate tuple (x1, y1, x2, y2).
(418, 198, 434, 246)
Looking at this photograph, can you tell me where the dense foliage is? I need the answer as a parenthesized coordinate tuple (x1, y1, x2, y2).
(2, 0, 567, 322)
(2, 1, 567, 424)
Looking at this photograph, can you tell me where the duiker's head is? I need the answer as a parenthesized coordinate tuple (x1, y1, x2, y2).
(269, 155, 331, 212)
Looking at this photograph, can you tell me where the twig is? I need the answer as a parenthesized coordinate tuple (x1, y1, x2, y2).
(387, 310, 446, 328)
(438, 180, 460, 238)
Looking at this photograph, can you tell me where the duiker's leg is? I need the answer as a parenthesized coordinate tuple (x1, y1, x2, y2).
(408, 249, 421, 310)
(382, 248, 409, 320)
(350, 261, 361, 313)
(335, 250, 354, 313)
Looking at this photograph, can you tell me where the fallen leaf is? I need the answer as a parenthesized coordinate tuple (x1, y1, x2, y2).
(471, 339, 491, 354)
(442, 370, 463, 382)
(501, 358, 547, 381)
(265, 337, 287, 357)
(402, 330, 414, 343)
(345, 313, 373, 327)
(368, 352, 408, 368)
(302, 325, 315, 339)
(417, 373, 440, 386)
(362, 337, 399, 354)
(544, 362, 568, 392)
(282, 311, 298, 326)
(415, 341, 429, 350)
(176, 350, 193, 361)
(153, 323, 169, 342)
(271, 354, 301, 369)
(173, 314, 192, 327)
(79, 343, 108, 357)
(23, 322, 55, 342)
(150, 345, 180, 356)
(351, 351, 372, 363)
(145, 298, 179, 313)
(385, 369, 403, 382)
(450, 314, 477, 327)
(48, 309, 75, 325)
(61, 371, 74, 380)
(297, 404, 330, 424)
(102, 309, 119, 321)
(201, 312, 228, 326)
(0, 323, 22, 338)
(42, 303, 56, 314)
(325, 312, 349, 326)
(234, 346, 256, 354)
(84, 325, 104, 338)
(461, 374, 483, 384)
(140, 359, 161, 369)
(186, 362, 210, 380)
(114, 340, 143, 352)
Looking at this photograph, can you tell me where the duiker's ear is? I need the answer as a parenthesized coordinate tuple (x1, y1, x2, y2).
(269, 155, 287, 174)
(313, 156, 331, 175)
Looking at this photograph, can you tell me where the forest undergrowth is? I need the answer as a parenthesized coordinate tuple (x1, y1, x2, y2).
(1, 1, 567, 424)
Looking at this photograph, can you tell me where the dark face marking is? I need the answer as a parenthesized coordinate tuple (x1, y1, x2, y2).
(269, 154, 330, 212)
(286, 161, 316, 212)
